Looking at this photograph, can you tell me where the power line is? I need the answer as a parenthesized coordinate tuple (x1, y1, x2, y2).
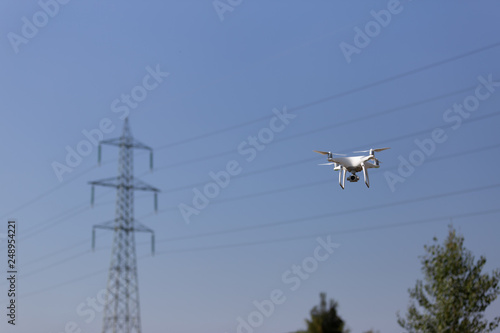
(4, 43, 498, 222)
(24, 109, 490, 260)
(22, 205, 90, 240)
(10, 141, 500, 281)
(0, 145, 120, 224)
(148, 183, 500, 245)
(19, 138, 500, 244)
(13, 181, 499, 285)
(154, 208, 500, 256)
(1, 47, 498, 289)
(8, 107, 500, 274)
(136, 141, 500, 221)
(18, 207, 500, 299)
(20, 266, 108, 299)
(147, 85, 476, 173)
(21, 249, 94, 279)
(0, 245, 97, 290)
(26, 101, 497, 245)
(0, 165, 97, 220)
(272, 86, 476, 145)
(23, 238, 91, 267)
(153, 42, 500, 152)
(161, 111, 500, 193)
(20, 188, 116, 240)
(21, 191, 153, 240)
(165, 13, 368, 105)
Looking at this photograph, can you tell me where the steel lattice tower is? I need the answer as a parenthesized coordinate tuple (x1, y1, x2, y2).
(89, 118, 159, 333)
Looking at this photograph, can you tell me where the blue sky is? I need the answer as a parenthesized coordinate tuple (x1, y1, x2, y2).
(1, 1, 500, 332)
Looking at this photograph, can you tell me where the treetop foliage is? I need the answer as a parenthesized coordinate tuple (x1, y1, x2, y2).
(398, 226, 500, 333)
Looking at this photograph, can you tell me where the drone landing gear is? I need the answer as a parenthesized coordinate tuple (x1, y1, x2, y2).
(340, 170, 370, 188)
(339, 167, 346, 189)
(361, 163, 369, 188)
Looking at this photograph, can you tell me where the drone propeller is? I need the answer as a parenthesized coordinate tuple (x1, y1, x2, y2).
(313, 150, 330, 155)
(353, 147, 390, 154)
(318, 162, 336, 166)
(313, 150, 346, 157)
(373, 147, 390, 152)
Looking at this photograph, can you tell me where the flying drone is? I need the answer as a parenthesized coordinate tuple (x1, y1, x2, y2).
(313, 148, 390, 189)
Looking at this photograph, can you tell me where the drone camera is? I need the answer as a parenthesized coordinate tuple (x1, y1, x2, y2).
(347, 174, 359, 182)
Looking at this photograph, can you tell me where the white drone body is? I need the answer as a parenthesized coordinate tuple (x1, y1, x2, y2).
(314, 148, 390, 189)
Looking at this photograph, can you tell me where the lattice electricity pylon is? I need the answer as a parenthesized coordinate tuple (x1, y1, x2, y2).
(89, 118, 159, 333)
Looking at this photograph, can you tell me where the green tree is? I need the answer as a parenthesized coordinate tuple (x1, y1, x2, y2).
(299, 293, 347, 333)
(398, 226, 500, 332)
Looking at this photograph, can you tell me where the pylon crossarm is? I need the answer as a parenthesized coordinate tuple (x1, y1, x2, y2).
(133, 179, 160, 192)
(133, 222, 153, 233)
(92, 221, 115, 250)
(133, 221, 155, 256)
(100, 137, 153, 151)
(93, 220, 115, 230)
(89, 177, 121, 188)
(89, 178, 159, 192)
